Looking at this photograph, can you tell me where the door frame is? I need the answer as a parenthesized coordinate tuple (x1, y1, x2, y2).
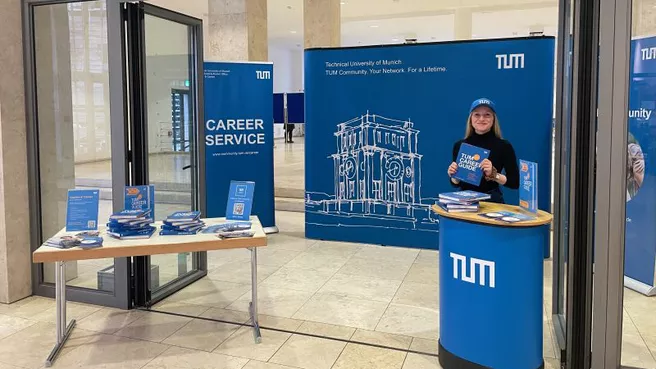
(22, 0, 131, 309)
(117, 1, 207, 308)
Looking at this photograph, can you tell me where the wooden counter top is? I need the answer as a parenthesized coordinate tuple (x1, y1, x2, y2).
(33, 217, 267, 263)
(432, 202, 553, 227)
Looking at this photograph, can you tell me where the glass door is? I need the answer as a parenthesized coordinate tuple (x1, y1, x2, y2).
(121, 2, 206, 307)
(24, 0, 131, 309)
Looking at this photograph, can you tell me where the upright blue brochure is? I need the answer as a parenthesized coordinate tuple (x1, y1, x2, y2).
(124, 185, 155, 220)
(519, 160, 538, 213)
(65, 189, 100, 232)
(454, 143, 490, 185)
(226, 181, 255, 221)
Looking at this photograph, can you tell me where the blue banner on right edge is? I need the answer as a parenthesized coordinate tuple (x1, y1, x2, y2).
(626, 36, 656, 288)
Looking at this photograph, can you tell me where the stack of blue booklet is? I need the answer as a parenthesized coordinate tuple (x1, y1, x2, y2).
(107, 209, 156, 240)
(160, 211, 204, 235)
(44, 231, 104, 249)
(437, 190, 491, 213)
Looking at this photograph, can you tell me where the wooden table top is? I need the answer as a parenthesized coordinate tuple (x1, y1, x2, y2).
(33, 217, 267, 263)
(432, 202, 553, 228)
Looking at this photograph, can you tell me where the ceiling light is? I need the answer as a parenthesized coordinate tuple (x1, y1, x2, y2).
(370, 25, 379, 28)
(290, 30, 297, 34)
(392, 38, 399, 42)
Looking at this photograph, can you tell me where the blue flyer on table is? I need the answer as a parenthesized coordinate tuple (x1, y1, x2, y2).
(519, 160, 538, 213)
(65, 189, 100, 232)
(454, 143, 490, 185)
(226, 181, 255, 221)
(124, 185, 155, 220)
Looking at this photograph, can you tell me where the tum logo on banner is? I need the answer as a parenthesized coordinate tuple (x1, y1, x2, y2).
(450, 252, 496, 288)
(256, 70, 271, 80)
(496, 53, 525, 69)
(641, 47, 656, 60)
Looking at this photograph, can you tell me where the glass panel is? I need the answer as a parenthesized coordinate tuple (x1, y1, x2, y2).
(622, 0, 656, 366)
(143, 14, 197, 289)
(34, 1, 116, 291)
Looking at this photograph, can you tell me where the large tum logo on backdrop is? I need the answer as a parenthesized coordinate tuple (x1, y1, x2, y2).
(450, 252, 496, 288)
(641, 47, 656, 60)
(305, 112, 439, 233)
(256, 70, 271, 80)
(496, 53, 525, 69)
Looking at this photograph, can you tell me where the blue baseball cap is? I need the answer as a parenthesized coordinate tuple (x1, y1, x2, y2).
(470, 98, 496, 113)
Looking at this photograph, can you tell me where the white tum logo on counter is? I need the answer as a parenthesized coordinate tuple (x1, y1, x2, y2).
(450, 252, 496, 288)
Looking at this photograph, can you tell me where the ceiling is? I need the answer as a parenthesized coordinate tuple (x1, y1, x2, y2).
(147, 0, 559, 50)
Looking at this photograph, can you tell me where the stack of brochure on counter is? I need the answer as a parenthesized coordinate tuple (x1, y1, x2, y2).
(44, 231, 104, 249)
(107, 209, 156, 240)
(201, 220, 254, 238)
(437, 190, 491, 213)
(160, 211, 204, 235)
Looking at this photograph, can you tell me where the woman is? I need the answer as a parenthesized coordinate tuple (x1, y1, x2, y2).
(447, 98, 519, 204)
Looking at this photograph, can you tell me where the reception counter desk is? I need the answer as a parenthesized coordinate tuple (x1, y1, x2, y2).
(432, 202, 553, 369)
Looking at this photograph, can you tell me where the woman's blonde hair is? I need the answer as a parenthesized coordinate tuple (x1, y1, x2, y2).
(464, 112, 502, 139)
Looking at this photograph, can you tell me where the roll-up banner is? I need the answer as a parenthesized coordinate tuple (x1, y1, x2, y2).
(625, 36, 656, 295)
(304, 37, 555, 250)
(204, 61, 277, 232)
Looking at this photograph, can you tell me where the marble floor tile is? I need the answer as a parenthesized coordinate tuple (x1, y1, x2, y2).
(353, 245, 420, 264)
(142, 346, 249, 369)
(295, 321, 356, 340)
(338, 257, 414, 281)
(351, 329, 413, 350)
(227, 286, 315, 318)
(621, 333, 656, 368)
(305, 240, 363, 257)
(332, 343, 407, 369)
(403, 264, 439, 285)
(29, 302, 103, 325)
(206, 261, 280, 285)
(0, 322, 97, 369)
(402, 353, 442, 369)
(392, 281, 439, 309)
(283, 252, 352, 273)
(317, 273, 402, 303)
(292, 293, 389, 330)
(409, 338, 438, 355)
(256, 249, 303, 268)
(376, 304, 439, 340)
(414, 250, 439, 267)
(50, 331, 169, 369)
(0, 363, 23, 369)
(259, 266, 336, 293)
(266, 234, 317, 252)
(164, 279, 251, 308)
(114, 312, 191, 343)
(151, 301, 211, 317)
(213, 326, 291, 362)
(162, 318, 241, 352)
(257, 314, 304, 331)
(242, 361, 298, 369)
(269, 334, 346, 369)
(0, 314, 36, 340)
(76, 307, 147, 335)
(0, 296, 54, 319)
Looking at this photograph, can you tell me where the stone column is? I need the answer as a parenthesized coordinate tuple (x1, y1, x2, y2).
(207, 0, 268, 61)
(454, 8, 473, 40)
(633, 0, 656, 38)
(304, 0, 340, 48)
(0, 0, 32, 303)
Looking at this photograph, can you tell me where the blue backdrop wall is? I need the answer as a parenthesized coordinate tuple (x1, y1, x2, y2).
(304, 37, 555, 249)
(204, 61, 276, 229)
(625, 35, 656, 289)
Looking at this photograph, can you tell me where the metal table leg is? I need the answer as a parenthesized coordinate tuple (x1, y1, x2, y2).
(45, 261, 76, 367)
(249, 247, 261, 344)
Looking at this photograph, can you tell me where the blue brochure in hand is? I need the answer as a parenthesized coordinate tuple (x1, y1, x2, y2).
(66, 189, 100, 232)
(454, 143, 490, 185)
(519, 160, 538, 213)
(124, 185, 155, 221)
(226, 181, 255, 221)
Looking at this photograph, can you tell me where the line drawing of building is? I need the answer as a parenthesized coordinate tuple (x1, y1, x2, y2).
(305, 111, 438, 230)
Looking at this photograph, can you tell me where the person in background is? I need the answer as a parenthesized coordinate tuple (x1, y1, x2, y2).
(447, 98, 520, 204)
(286, 122, 295, 143)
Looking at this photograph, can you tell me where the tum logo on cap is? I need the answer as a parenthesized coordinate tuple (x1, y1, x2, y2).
(496, 53, 525, 69)
(450, 252, 496, 288)
(641, 47, 656, 61)
(256, 70, 271, 80)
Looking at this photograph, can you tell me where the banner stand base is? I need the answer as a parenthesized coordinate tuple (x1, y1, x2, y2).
(263, 226, 279, 235)
(624, 276, 656, 296)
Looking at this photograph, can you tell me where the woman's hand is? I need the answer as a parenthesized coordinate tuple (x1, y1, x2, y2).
(480, 159, 494, 177)
(448, 162, 458, 177)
